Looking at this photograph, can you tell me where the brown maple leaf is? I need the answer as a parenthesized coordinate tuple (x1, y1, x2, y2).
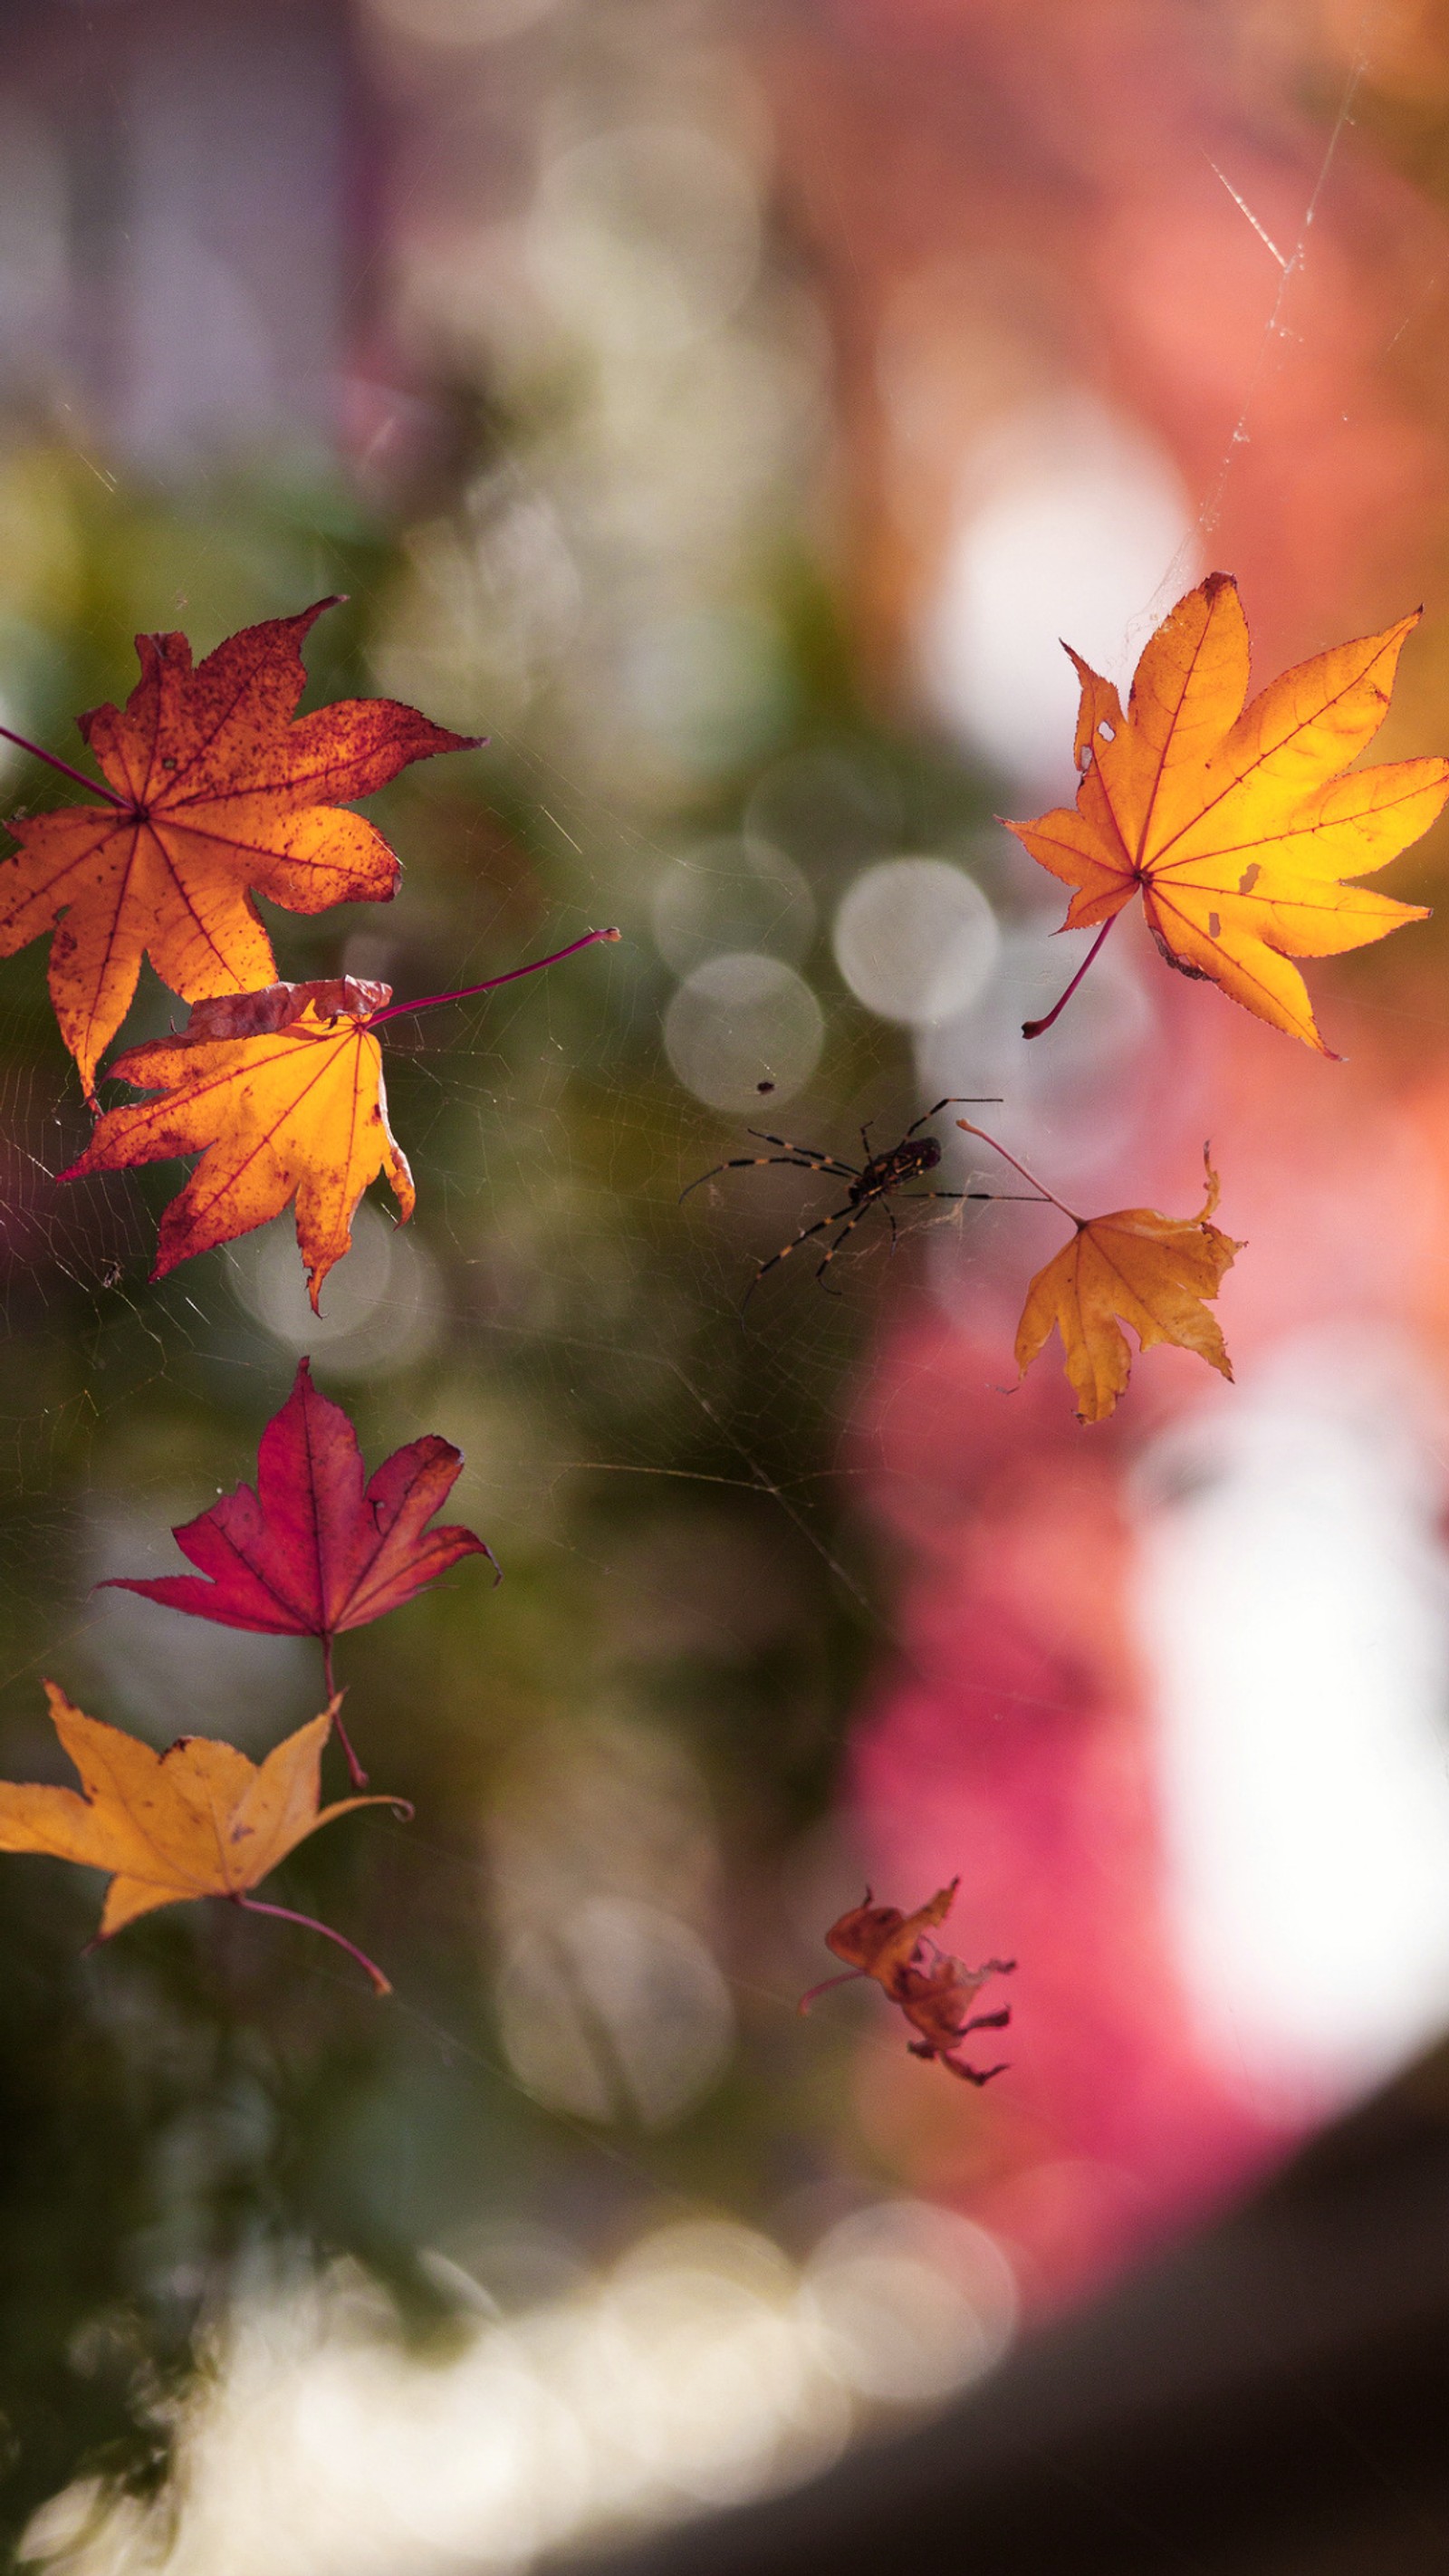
(802, 1877, 1015, 2085)
(961, 1123, 1243, 1423)
(1008, 573, 1444, 1053)
(0, 1683, 406, 1993)
(0, 600, 476, 1097)
(59, 932, 618, 1308)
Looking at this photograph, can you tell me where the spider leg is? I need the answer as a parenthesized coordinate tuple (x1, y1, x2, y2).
(813, 1201, 878, 1293)
(742, 1200, 858, 1309)
(859, 1120, 874, 1159)
(903, 1095, 1003, 1139)
(745, 1129, 861, 1177)
(680, 1153, 840, 1205)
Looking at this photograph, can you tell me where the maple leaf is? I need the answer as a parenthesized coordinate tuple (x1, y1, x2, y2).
(0, 599, 477, 1098)
(802, 1877, 1015, 2086)
(1007, 573, 1445, 1053)
(0, 1683, 405, 1993)
(60, 933, 619, 1307)
(960, 1122, 1241, 1422)
(103, 1358, 495, 1786)
(61, 987, 414, 1313)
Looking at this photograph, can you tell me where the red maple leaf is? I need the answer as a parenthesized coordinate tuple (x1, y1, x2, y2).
(104, 1359, 495, 1784)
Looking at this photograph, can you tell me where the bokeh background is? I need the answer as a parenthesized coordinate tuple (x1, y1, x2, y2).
(3, 0, 1449, 2566)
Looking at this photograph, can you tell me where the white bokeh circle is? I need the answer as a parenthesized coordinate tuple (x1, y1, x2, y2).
(801, 2200, 1016, 2403)
(832, 857, 999, 1027)
(228, 1200, 442, 1379)
(664, 953, 824, 1110)
(495, 1896, 734, 2128)
(917, 393, 1197, 796)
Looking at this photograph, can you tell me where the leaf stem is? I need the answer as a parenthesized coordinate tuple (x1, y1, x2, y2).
(955, 1120, 1081, 1225)
(1022, 915, 1117, 1039)
(321, 1639, 368, 1789)
(367, 928, 621, 1027)
(229, 1892, 392, 1995)
(0, 725, 132, 812)
(798, 1966, 867, 2015)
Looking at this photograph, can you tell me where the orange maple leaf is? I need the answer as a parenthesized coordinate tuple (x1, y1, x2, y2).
(962, 1121, 1243, 1423)
(802, 1878, 1015, 2087)
(0, 1683, 405, 1993)
(62, 983, 413, 1313)
(0, 600, 476, 1097)
(61, 935, 618, 1308)
(1007, 573, 1445, 1053)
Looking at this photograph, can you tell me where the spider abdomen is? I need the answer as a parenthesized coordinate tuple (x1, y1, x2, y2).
(853, 1136, 942, 1201)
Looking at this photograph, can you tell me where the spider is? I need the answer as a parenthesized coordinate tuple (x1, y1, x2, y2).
(682, 1096, 1018, 1302)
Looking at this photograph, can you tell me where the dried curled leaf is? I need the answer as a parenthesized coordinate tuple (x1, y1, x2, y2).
(0, 1685, 402, 1991)
(105, 1357, 494, 1647)
(1015, 1151, 1242, 1423)
(0, 600, 475, 1097)
(806, 1878, 1015, 2087)
(60, 985, 413, 1312)
(894, 1953, 1013, 2078)
(824, 1882, 959, 1986)
(183, 976, 391, 1042)
(1008, 573, 1444, 1053)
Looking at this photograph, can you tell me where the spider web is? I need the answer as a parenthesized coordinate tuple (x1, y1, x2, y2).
(0, 0, 1442, 2561)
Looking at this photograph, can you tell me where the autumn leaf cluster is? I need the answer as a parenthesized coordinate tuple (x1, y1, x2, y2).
(787, 577, 1447, 2052)
(913, 576, 1443, 1420)
(0, 609, 570, 1990)
(2, 573, 1444, 2088)
(0, 599, 613, 1306)
(0, 1365, 494, 1989)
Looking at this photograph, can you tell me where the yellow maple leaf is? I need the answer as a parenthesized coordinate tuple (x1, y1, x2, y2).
(58, 933, 619, 1309)
(1015, 1155, 1241, 1423)
(0, 1684, 402, 1991)
(960, 1122, 1243, 1421)
(1008, 573, 1445, 1053)
(61, 986, 413, 1312)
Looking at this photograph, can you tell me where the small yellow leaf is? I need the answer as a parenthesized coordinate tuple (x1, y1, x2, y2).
(0, 1686, 400, 1987)
(1014, 1152, 1243, 1422)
